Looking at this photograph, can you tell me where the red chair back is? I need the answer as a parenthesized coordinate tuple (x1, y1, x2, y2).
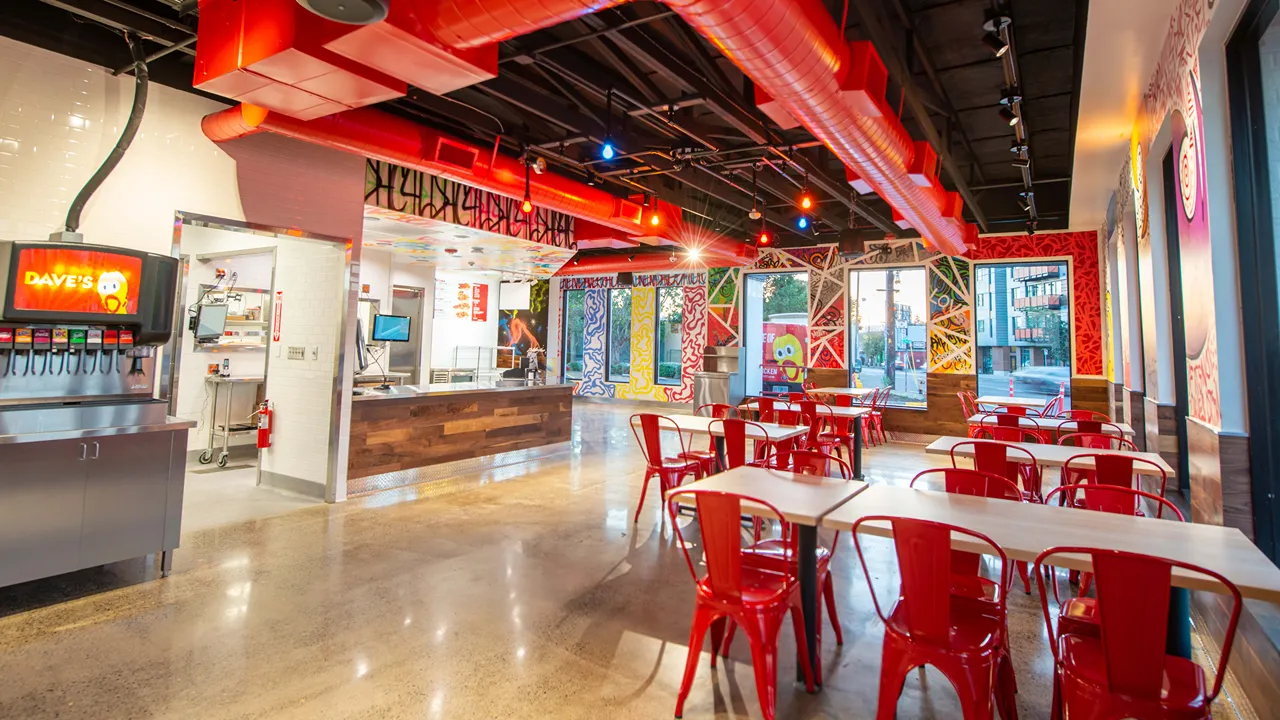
(910, 468, 1023, 502)
(774, 408, 803, 426)
(853, 515, 1010, 645)
(695, 403, 738, 419)
(974, 413, 1041, 443)
(1042, 395, 1064, 418)
(956, 391, 977, 420)
(1064, 453, 1169, 509)
(950, 439, 1037, 493)
(834, 393, 853, 408)
(631, 414, 688, 467)
(787, 450, 851, 479)
(1062, 409, 1110, 421)
(788, 392, 807, 403)
(708, 418, 770, 470)
(1044, 484, 1184, 521)
(668, 489, 788, 598)
(1034, 547, 1241, 703)
(1058, 431, 1136, 451)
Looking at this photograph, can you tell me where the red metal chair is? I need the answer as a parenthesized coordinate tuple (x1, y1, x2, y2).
(1043, 484, 1185, 617)
(787, 391, 808, 403)
(1064, 453, 1169, 515)
(751, 396, 779, 423)
(819, 394, 861, 461)
(722, 450, 852, 682)
(911, 468, 1033, 595)
(1034, 546, 1241, 720)
(708, 418, 773, 470)
(1042, 394, 1064, 418)
(950, 438, 1044, 504)
(864, 387, 888, 446)
(668, 488, 816, 720)
(630, 414, 704, 524)
(795, 400, 838, 455)
(1057, 431, 1137, 451)
(1055, 417, 1127, 438)
(1060, 409, 1111, 422)
(852, 515, 1019, 720)
(957, 391, 982, 437)
(968, 390, 995, 414)
(973, 412, 1044, 444)
(678, 404, 739, 476)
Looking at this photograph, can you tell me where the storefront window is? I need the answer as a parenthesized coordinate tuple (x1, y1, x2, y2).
(562, 290, 585, 380)
(656, 287, 682, 385)
(973, 261, 1072, 406)
(607, 288, 632, 382)
(849, 268, 927, 408)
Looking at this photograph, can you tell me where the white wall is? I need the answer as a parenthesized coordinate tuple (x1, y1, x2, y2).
(357, 247, 435, 379)
(430, 270, 500, 369)
(0, 35, 366, 499)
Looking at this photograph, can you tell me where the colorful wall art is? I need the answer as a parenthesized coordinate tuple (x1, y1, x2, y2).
(562, 273, 707, 401)
(498, 280, 549, 362)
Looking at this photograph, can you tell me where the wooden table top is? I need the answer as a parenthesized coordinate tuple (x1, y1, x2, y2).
(667, 466, 868, 526)
(741, 400, 874, 420)
(636, 414, 809, 441)
(976, 395, 1047, 409)
(926, 436, 1175, 476)
(822, 484, 1280, 602)
(807, 387, 877, 398)
(966, 414, 1136, 437)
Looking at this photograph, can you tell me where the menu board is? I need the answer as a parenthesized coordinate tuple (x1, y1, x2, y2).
(10, 247, 142, 315)
(435, 279, 489, 322)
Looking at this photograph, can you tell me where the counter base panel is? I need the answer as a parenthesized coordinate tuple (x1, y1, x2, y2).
(349, 386, 573, 481)
(347, 442, 571, 497)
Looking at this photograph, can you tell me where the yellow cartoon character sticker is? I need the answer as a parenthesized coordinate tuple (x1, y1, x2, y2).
(96, 271, 129, 314)
(773, 333, 804, 382)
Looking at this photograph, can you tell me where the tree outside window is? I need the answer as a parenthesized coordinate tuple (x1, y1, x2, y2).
(656, 287, 683, 385)
(563, 290, 585, 380)
(607, 288, 632, 382)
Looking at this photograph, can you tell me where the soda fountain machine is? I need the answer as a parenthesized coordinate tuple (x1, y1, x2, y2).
(0, 240, 192, 588)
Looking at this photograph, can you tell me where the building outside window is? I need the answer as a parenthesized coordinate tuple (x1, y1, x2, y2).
(973, 261, 1072, 405)
(849, 267, 927, 408)
(607, 288, 632, 382)
(656, 287, 682, 385)
(563, 290, 585, 380)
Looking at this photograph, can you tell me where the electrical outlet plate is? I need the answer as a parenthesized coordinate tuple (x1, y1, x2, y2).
(309, 346, 319, 360)
(287, 346, 305, 360)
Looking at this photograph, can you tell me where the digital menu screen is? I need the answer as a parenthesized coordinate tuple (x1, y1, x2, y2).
(10, 247, 143, 316)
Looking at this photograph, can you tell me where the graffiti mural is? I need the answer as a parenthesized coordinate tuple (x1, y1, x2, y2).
(614, 287, 661, 401)
(672, 285, 708, 403)
(707, 267, 741, 347)
(927, 256, 974, 374)
(560, 272, 706, 290)
(575, 289, 613, 398)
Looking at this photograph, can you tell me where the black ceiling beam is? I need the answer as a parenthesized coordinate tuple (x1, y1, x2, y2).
(847, 0, 991, 232)
(588, 35, 665, 106)
(37, 0, 197, 56)
(470, 75, 610, 140)
(498, 9, 677, 64)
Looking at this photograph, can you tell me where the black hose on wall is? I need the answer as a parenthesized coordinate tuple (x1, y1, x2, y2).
(64, 32, 149, 233)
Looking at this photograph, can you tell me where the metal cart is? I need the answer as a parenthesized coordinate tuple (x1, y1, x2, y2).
(200, 375, 265, 467)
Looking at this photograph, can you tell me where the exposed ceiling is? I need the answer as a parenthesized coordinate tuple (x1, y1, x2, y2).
(1, 0, 1090, 254)
(1068, 0, 1178, 230)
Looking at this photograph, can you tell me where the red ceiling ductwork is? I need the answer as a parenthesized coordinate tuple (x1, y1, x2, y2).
(427, 0, 630, 50)
(555, 254, 716, 276)
(202, 103, 755, 267)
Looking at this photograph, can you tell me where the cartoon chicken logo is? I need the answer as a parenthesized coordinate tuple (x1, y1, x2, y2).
(773, 333, 804, 382)
(96, 271, 129, 314)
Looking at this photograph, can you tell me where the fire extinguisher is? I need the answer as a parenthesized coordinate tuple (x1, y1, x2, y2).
(254, 400, 273, 449)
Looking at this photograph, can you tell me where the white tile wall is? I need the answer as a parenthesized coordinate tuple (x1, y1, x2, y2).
(0, 36, 366, 498)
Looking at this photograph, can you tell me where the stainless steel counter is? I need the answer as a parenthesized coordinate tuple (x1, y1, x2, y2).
(352, 380, 574, 401)
(0, 399, 195, 444)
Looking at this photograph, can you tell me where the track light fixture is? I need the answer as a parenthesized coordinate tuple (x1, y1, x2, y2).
(982, 32, 1009, 57)
(585, 169, 598, 187)
(999, 107, 1020, 126)
(999, 87, 1022, 106)
(1012, 157, 1031, 169)
(748, 165, 762, 220)
(601, 88, 616, 160)
(983, 7, 1012, 33)
(627, 254, 635, 262)
(1009, 140, 1029, 154)
(520, 153, 533, 214)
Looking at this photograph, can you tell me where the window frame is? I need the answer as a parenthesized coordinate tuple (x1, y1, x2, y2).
(845, 265, 929, 410)
(561, 289, 585, 382)
(654, 286, 683, 386)
(605, 287, 632, 383)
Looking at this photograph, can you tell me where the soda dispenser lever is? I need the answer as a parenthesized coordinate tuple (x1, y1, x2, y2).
(85, 327, 103, 374)
(32, 328, 51, 376)
(52, 328, 68, 376)
(14, 328, 32, 375)
(0, 327, 13, 377)
(101, 328, 118, 374)
(69, 328, 86, 374)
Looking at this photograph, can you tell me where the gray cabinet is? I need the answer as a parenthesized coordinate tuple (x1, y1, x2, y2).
(0, 439, 88, 587)
(0, 429, 188, 588)
(80, 433, 177, 567)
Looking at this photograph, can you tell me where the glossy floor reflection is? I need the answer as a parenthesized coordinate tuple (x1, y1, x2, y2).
(0, 401, 1249, 719)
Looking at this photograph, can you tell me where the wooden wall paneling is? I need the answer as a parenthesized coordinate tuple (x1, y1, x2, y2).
(1070, 376, 1110, 417)
(1187, 418, 1224, 527)
(880, 372, 976, 439)
(1192, 592, 1280, 717)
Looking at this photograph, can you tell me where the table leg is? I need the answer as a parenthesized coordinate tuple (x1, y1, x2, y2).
(795, 525, 820, 690)
(1167, 587, 1192, 658)
(714, 436, 727, 470)
(852, 421, 864, 479)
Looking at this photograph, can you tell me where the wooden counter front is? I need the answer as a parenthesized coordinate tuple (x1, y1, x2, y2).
(348, 385, 573, 479)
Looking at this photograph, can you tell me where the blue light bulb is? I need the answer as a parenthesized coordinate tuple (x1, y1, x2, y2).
(601, 142, 615, 160)
(797, 216, 809, 230)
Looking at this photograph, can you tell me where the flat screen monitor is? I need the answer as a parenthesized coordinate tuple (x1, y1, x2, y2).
(194, 303, 228, 341)
(354, 317, 369, 372)
(371, 314, 411, 343)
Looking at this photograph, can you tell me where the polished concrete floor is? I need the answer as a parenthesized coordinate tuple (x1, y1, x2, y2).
(0, 402, 1250, 719)
(182, 459, 321, 533)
